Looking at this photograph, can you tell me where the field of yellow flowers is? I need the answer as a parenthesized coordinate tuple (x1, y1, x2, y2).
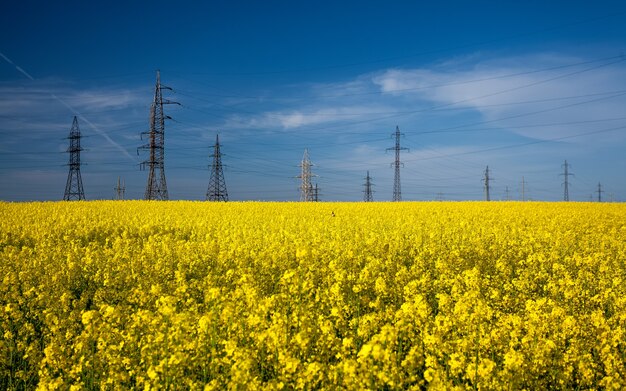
(1, 201, 626, 389)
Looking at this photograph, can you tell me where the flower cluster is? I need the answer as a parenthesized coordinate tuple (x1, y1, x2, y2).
(1, 201, 625, 389)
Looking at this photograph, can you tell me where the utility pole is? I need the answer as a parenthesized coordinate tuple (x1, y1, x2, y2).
(597, 182, 604, 202)
(363, 171, 374, 202)
(63, 116, 85, 201)
(298, 149, 316, 201)
(387, 126, 408, 201)
(521, 176, 526, 201)
(482, 166, 491, 201)
(138, 70, 179, 200)
(560, 160, 574, 201)
(206, 134, 228, 201)
(114, 176, 125, 200)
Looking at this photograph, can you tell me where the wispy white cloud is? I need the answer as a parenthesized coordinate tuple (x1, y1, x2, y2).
(371, 53, 626, 142)
(223, 104, 395, 131)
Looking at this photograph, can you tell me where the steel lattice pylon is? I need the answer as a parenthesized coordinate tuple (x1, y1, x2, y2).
(63, 116, 85, 201)
(560, 160, 573, 201)
(298, 149, 316, 201)
(206, 134, 228, 201)
(483, 165, 491, 201)
(138, 70, 178, 200)
(363, 171, 374, 202)
(387, 126, 408, 201)
(114, 176, 125, 200)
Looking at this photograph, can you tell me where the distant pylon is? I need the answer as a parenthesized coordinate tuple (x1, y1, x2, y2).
(138, 70, 179, 200)
(206, 134, 228, 201)
(560, 160, 574, 201)
(387, 126, 408, 201)
(521, 176, 526, 201)
(504, 186, 511, 201)
(482, 166, 491, 201)
(597, 182, 604, 202)
(63, 116, 85, 201)
(313, 183, 320, 202)
(298, 149, 316, 201)
(363, 171, 374, 202)
(114, 176, 125, 200)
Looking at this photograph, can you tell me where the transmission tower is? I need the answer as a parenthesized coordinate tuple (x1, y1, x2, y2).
(313, 183, 320, 202)
(560, 160, 574, 201)
(298, 149, 316, 201)
(520, 176, 526, 201)
(114, 176, 125, 200)
(138, 70, 179, 200)
(363, 171, 374, 202)
(482, 166, 491, 201)
(597, 182, 604, 202)
(206, 134, 228, 201)
(504, 186, 511, 201)
(63, 116, 85, 201)
(387, 126, 408, 201)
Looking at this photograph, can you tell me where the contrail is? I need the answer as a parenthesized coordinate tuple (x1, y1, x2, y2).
(0, 50, 136, 161)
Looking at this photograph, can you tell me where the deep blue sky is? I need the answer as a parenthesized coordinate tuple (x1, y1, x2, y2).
(1, 1, 625, 201)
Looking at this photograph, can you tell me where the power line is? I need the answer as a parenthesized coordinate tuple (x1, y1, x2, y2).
(404, 124, 626, 163)
(173, 55, 626, 102)
(170, 11, 626, 76)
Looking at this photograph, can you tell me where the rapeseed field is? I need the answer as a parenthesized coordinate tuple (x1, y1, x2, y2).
(1, 201, 625, 389)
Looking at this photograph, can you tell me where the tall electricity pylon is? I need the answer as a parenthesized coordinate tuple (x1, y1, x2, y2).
(560, 160, 574, 201)
(387, 126, 408, 201)
(63, 116, 85, 201)
(206, 134, 228, 201)
(482, 165, 491, 201)
(363, 171, 374, 202)
(597, 182, 604, 202)
(313, 183, 320, 202)
(298, 149, 316, 201)
(138, 70, 179, 200)
(114, 176, 125, 200)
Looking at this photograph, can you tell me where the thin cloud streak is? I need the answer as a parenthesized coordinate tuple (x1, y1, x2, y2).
(0, 51, 138, 161)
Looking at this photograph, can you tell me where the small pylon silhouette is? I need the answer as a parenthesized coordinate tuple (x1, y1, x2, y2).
(206, 134, 228, 201)
(363, 171, 374, 201)
(114, 176, 125, 200)
(63, 116, 85, 201)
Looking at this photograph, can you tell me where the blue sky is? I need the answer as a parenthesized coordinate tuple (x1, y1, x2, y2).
(1, 1, 625, 201)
